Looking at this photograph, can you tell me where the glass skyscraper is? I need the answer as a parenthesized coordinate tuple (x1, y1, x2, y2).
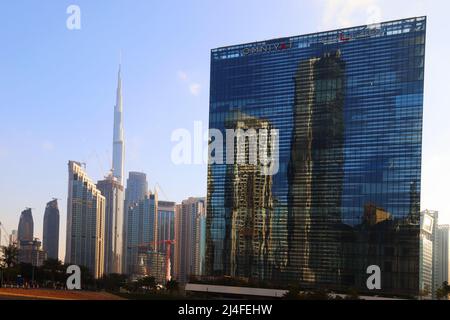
(43, 199, 60, 260)
(206, 17, 426, 296)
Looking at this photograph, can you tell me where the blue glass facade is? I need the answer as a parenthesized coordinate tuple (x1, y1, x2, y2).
(206, 17, 426, 296)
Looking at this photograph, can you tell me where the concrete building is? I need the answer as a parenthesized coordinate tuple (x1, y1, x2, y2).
(174, 197, 206, 283)
(97, 173, 124, 275)
(157, 201, 176, 278)
(112, 65, 125, 186)
(18, 238, 46, 267)
(65, 161, 106, 279)
(420, 210, 437, 298)
(434, 224, 450, 296)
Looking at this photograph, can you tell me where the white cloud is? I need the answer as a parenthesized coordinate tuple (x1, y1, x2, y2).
(177, 70, 201, 97)
(189, 83, 201, 96)
(321, 0, 383, 29)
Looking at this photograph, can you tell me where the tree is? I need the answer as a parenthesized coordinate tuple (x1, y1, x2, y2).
(166, 279, 179, 294)
(1, 245, 18, 268)
(137, 276, 156, 292)
(39, 259, 64, 287)
(100, 273, 128, 292)
(436, 281, 450, 300)
(282, 285, 301, 300)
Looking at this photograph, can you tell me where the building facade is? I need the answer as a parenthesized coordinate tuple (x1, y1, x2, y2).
(97, 174, 125, 275)
(420, 211, 435, 298)
(18, 208, 33, 243)
(174, 197, 206, 283)
(126, 192, 158, 277)
(158, 201, 176, 278)
(112, 65, 125, 185)
(43, 199, 60, 260)
(435, 225, 450, 294)
(18, 238, 46, 267)
(206, 17, 426, 296)
(125, 172, 148, 211)
(65, 161, 106, 278)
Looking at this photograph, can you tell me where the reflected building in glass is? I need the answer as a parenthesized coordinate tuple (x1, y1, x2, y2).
(205, 17, 426, 296)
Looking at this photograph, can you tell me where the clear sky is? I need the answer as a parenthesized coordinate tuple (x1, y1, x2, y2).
(0, 0, 448, 260)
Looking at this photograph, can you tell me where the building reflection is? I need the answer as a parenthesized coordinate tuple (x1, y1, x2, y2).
(287, 50, 346, 287)
(222, 113, 275, 281)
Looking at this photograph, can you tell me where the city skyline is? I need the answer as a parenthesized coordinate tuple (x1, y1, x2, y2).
(1, 0, 449, 264)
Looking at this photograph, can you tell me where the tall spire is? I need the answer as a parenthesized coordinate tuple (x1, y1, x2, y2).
(112, 63, 125, 185)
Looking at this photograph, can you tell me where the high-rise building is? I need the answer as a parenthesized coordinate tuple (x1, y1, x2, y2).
(125, 192, 158, 277)
(174, 197, 206, 283)
(43, 199, 60, 260)
(125, 172, 148, 211)
(18, 208, 33, 243)
(435, 224, 450, 295)
(112, 65, 125, 186)
(9, 230, 17, 246)
(97, 174, 125, 275)
(206, 17, 426, 296)
(158, 201, 176, 277)
(18, 238, 46, 267)
(420, 210, 436, 298)
(65, 161, 106, 279)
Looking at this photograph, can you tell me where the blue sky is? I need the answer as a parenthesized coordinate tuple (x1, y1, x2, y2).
(0, 0, 448, 260)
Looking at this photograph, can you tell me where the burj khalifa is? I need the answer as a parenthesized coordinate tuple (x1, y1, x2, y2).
(112, 65, 125, 185)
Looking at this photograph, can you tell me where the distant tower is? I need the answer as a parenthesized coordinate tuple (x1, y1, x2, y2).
(112, 65, 125, 185)
(18, 208, 34, 243)
(43, 199, 60, 260)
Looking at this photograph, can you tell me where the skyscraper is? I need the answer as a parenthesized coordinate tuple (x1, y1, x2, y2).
(174, 197, 206, 283)
(125, 172, 148, 211)
(65, 161, 106, 278)
(18, 208, 33, 243)
(125, 191, 158, 277)
(158, 201, 176, 277)
(123, 172, 148, 275)
(97, 173, 124, 275)
(206, 17, 426, 296)
(435, 224, 450, 295)
(43, 199, 60, 260)
(112, 65, 125, 185)
(9, 230, 17, 246)
(420, 210, 436, 298)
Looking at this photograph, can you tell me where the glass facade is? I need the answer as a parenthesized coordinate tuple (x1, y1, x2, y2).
(206, 17, 426, 296)
(126, 193, 158, 276)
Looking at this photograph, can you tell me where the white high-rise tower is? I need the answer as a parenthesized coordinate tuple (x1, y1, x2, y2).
(112, 65, 125, 185)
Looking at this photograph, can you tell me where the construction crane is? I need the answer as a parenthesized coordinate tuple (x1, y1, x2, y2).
(129, 239, 175, 282)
